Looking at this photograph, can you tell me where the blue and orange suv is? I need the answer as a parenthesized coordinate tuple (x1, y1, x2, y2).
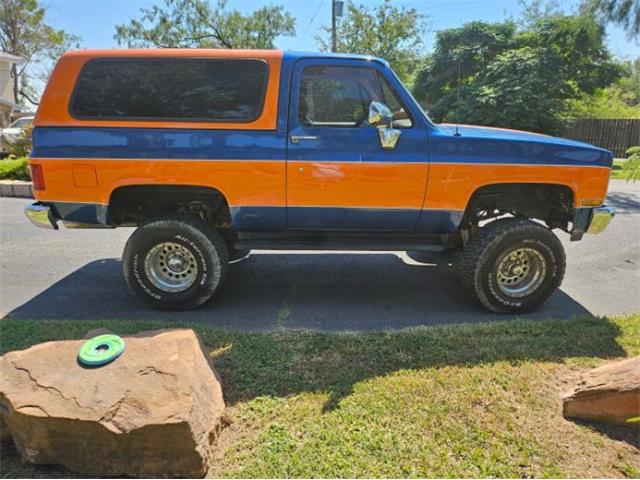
(25, 49, 615, 312)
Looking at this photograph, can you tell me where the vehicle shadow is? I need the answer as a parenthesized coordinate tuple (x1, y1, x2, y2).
(6, 251, 592, 330)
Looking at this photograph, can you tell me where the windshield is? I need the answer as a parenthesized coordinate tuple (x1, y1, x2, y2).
(9, 118, 32, 129)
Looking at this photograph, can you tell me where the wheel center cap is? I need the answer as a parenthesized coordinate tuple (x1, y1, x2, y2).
(167, 253, 186, 272)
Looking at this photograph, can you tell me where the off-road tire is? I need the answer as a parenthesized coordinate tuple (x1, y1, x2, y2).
(459, 218, 565, 313)
(123, 215, 228, 310)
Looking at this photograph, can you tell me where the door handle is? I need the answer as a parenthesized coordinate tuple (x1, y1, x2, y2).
(290, 135, 319, 144)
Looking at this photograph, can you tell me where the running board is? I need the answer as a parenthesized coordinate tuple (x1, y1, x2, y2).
(235, 233, 449, 252)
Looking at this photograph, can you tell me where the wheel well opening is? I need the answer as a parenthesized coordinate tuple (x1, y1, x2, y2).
(108, 185, 232, 231)
(462, 183, 574, 231)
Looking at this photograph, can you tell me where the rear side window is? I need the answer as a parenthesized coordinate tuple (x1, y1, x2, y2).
(70, 58, 268, 122)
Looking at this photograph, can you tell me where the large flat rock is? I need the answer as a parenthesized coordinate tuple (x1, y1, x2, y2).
(563, 356, 640, 427)
(0, 329, 225, 477)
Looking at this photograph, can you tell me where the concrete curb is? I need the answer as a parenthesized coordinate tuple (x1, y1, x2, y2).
(0, 180, 34, 198)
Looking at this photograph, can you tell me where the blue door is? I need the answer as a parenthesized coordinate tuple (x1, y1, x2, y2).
(286, 58, 430, 231)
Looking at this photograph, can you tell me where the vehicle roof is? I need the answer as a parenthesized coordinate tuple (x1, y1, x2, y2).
(60, 48, 284, 60)
(59, 49, 387, 65)
(282, 50, 388, 65)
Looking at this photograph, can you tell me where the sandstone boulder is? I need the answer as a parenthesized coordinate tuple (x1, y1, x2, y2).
(0, 329, 225, 477)
(563, 356, 640, 427)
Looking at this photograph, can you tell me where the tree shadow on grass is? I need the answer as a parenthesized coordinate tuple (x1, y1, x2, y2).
(197, 316, 628, 410)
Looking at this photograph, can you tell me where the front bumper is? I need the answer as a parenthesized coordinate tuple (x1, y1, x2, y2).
(571, 205, 615, 241)
(24, 203, 58, 230)
(586, 205, 616, 234)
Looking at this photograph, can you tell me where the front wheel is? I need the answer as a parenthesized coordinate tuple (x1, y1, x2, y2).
(123, 216, 228, 310)
(459, 218, 566, 313)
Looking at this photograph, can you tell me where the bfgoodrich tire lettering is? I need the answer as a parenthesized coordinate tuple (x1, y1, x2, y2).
(459, 218, 566, 313)
(123, 216, 228, 310)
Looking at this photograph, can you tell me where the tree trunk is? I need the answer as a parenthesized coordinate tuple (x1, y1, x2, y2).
(10, 63, 19, 107)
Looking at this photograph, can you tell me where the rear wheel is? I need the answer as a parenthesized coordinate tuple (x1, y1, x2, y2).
(123, 216, 228, 310)
(459, 218, 565, 313)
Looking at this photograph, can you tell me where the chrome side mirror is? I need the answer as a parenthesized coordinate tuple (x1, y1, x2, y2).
(368, 101, 401, 150)
(368, 101, 393, 128)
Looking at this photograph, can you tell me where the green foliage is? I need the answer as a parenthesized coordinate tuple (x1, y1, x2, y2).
(317, 0, 427, 83)
(0, 157, 29, 180)
(456, 47, 568, 134)
(565, 88, 640, 118)
(590, 0, 640, 37)
(0, 0, 80, 106)
(412, 13, 623, 133)
(524, 14, 622, 95)
(622, 146, 640, 181)
(412, 21, 520, 121)
(115, 0, 295, 49)
(565, 57, 640, 118)
(1, 124, 33, 158)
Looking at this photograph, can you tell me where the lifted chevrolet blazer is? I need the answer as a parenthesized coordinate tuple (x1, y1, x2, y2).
(25, 49, 615, 313)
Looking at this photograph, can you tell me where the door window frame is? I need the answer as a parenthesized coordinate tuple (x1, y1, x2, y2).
(288, 58, 427, 134)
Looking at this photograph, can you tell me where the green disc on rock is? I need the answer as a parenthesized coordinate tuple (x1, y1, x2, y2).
(78, 334, 125, 366)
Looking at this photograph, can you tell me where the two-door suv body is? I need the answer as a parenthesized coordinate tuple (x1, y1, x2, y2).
(25, 49, 615, 312)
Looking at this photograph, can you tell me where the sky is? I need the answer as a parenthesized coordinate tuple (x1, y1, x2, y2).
(42, 0, 639, 60)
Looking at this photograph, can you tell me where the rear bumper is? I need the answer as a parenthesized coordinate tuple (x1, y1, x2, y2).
(571, 205, 615, 240)
(24, 203, 58, 230)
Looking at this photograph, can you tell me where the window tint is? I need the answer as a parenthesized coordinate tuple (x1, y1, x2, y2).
(377, 73, 413, 128)
(298, 65, 412, 128)
(299, 66, 381, 127)
(71, 58, 268, 122)
(10, 118, 32, 128)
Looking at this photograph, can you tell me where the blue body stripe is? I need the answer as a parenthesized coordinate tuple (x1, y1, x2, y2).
(44, 202, 463, 234)
(231, 206, 462, 233)
(32, 125, 611, 167)
(32, 127, 287, 160)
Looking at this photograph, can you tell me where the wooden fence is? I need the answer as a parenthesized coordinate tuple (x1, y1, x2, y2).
(563, 119, 640, 158)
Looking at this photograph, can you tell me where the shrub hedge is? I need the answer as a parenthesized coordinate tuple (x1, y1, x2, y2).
(0, 157, 30, 181)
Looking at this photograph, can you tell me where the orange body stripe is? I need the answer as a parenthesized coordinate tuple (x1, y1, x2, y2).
(286, 161, 428, 209)
(31, 159, 611, 212)
(425, 163, 611, 210)
(32, 159, 286, 207)
(35, 49, 282, 131)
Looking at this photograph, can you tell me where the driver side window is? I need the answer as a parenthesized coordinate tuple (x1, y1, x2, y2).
(299, 66, 378, 128)
(298, 65, 413, 128)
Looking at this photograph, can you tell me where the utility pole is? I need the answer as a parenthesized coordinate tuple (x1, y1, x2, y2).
(331, 0, 337, 53)
(331, 0, 343, 53)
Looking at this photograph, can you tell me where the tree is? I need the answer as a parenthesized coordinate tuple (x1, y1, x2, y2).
(412, 21, 519, 119)
(0, 0, 79, 106)
(456, 47, 568, 134)
(565, 58, 640, 118)
(317, 0, 427, 83)
(589, 0, 640, 38)
(411, 13, 623, 133)
(115, 0, 295, 49)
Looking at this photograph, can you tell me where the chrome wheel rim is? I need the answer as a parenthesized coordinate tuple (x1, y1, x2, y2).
(495, 247, 546, 298)
(144, 242, 198, 293)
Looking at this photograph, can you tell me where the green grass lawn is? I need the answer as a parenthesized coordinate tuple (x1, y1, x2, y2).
(1, 315, 639, 478)
(611, 159, 626, 180)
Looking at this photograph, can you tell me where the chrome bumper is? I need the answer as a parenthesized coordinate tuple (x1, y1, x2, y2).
(24, 203, 58, 230)
(586, 205, 615, 234)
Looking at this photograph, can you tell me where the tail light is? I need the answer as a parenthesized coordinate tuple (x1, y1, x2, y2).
(30, 163, 45, 191)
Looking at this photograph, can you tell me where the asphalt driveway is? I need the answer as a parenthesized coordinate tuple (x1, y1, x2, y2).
(1, 179, 638, 331)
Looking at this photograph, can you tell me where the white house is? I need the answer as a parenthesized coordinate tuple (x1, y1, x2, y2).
(0, 52, 25, 128)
